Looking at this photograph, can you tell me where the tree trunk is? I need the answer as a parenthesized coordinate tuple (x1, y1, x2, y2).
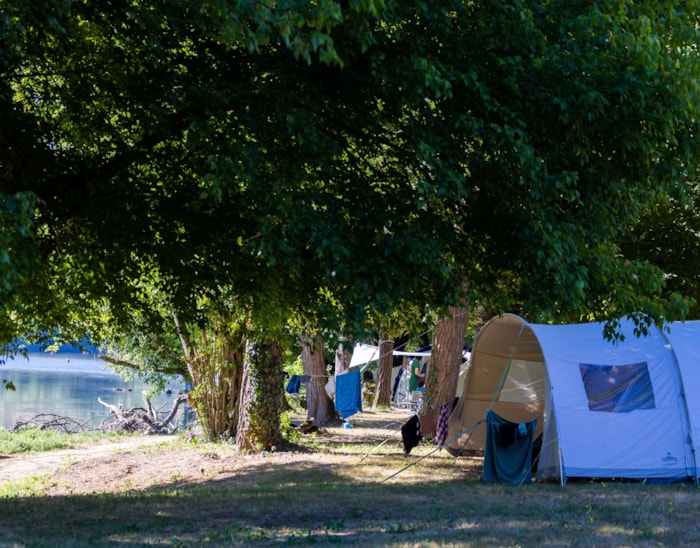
(334, 340, 352, 375)
(373, 335, 394, 409)
(299, 331, 335, 426)
(424, 294, 469, 414)
(236, 359, 253, 449)
(173, 312, 245, 440)
(236, 339, 285, 453)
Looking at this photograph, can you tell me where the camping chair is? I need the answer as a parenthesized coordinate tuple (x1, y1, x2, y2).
(393, 389, 411, 410)
(410, 388, 424, 412)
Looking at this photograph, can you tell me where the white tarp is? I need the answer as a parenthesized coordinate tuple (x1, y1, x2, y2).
(350, 343, 470, 399)
(349, 343, 380, 368)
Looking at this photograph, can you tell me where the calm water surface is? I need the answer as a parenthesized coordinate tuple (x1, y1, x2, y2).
(1, 353, 186, 430)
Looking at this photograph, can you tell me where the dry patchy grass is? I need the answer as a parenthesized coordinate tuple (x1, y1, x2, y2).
(1, 408, 700, 546)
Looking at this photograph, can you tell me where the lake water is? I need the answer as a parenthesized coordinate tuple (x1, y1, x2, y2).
(0, 353, 188, 431)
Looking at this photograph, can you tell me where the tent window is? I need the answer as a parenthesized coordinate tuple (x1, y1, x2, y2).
(499, 360, 545, 404)
(579, 362, 655, 413)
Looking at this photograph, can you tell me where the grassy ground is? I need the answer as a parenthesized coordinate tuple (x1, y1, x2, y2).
(1, 409, 700, 547)
(0, 428, 123, 454)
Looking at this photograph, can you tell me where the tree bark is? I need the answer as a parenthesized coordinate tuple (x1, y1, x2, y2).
(236, 360, 253, 449)
(372, 335, 394, 409)
(236, 339, 285, 452)
(424, 291, 469, 414)
(299, 331, 335, 425)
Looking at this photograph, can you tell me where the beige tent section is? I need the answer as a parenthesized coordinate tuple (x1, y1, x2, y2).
(446, 314, 546, 454)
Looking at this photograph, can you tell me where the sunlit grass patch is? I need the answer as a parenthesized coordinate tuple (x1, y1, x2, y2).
(0, 428, 178, 455)
(0, 428, 165, 455)
(0, 429, 84, 454)
(0, 474, 52, 497)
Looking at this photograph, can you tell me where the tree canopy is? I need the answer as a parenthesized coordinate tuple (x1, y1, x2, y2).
(2, 0, 700, 356)
(620, 181, 700, 319)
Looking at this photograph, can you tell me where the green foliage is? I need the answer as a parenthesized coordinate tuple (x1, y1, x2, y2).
(2, 0, 700, 359)
(386, 0, 700, 328)
(619, 181, 700, 318)
(179, 309, 248, 440)
(0, 475, 51, 498)
(285, 354, 304, 377)
(279, 412, 302, 444)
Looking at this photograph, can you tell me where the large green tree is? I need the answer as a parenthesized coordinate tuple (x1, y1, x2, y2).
(388, 1, 700, 413)
(3, 1, 700, 442)
(619, 181, 700, 318)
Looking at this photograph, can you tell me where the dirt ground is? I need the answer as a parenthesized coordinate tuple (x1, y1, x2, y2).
(0, 409, 427, 495)
(0, 435, 181, 489)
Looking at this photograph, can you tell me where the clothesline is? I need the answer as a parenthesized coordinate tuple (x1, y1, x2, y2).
(349, 327, 435, 368)
(358, 309, 471, 366)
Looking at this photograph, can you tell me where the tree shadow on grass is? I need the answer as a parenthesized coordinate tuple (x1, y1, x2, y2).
(2, 450, 697, 547)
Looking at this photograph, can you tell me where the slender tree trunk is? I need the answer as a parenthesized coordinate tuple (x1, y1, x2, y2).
(299, 331, 335, 425)
(424, 287, 469, 414)
(173, 312, 244, 440)
(373, 335, 394, 409)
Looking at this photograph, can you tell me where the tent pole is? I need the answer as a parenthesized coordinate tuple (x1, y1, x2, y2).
(559, 448, 565, 487)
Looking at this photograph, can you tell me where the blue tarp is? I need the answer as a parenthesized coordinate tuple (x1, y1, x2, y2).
(335, 368, 363, 419)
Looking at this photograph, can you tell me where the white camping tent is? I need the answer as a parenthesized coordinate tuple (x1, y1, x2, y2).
(447, 314, 700, 482)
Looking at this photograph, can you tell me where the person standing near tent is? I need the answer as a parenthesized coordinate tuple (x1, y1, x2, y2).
(409, 357, 424, 392)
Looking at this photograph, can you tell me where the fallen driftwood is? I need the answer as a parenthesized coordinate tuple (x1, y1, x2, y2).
(98, 394, 188, 434)
(11, 413, 90, 434)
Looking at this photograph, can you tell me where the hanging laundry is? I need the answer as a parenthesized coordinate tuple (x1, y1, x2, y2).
(285, 375, 301, 394)
(401, 414, 422, 455)
(325, 376, 336, 399)
(335, 368, 363, 419)
(483, 409, 537, 484)
(435, 403, 450, 446)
